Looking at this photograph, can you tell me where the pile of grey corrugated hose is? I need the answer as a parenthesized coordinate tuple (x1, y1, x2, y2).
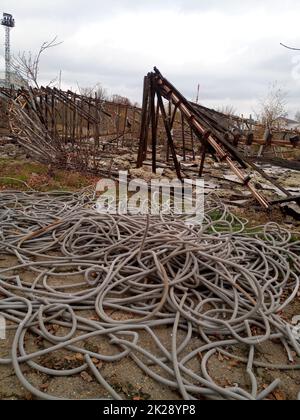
(0, 189, 299, 400)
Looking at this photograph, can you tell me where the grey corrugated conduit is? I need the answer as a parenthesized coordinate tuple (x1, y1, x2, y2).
(0, 190, 299, 400)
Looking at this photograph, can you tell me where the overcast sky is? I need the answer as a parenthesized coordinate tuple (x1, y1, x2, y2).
(1, 0, 300, 117)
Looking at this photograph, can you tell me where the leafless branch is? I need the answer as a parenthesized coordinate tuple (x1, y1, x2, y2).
(217, 105, 237, 117)
(77, 83, 108, 101)
(280, 43, 300, 51)
(11, 37, 63, 89)
(256, 82, 288, 129)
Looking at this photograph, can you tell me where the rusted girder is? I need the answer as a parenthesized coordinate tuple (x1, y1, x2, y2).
(139, 68, 271, 209)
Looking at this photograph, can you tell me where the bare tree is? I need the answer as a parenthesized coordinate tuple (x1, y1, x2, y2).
(110, 94, 132, 106)
(78, 83, 108, 101)
(217, 105, 237, 117)
(257, 82, 288, 129)
(295, 111, 300, 123)
(11, 37, 63, 89)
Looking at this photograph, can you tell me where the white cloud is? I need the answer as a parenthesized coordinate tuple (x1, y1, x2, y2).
(1, 1, 300, 116)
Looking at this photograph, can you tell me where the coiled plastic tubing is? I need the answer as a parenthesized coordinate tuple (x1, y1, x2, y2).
(0, 189, 299, 400)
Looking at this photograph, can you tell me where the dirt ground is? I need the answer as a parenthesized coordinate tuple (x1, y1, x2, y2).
(0, 252, 300, 401)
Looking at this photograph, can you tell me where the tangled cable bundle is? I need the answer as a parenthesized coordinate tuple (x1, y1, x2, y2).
(0, 190, 299, 400)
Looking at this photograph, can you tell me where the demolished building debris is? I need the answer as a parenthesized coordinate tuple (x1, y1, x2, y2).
(0, 68, 299, 401)
(0, 68, 299, 212)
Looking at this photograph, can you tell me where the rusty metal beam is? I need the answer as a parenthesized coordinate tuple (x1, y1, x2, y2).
(152, 68, 270, 209)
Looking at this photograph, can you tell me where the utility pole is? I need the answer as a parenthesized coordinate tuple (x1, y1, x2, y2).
(1, 13, 15, 88)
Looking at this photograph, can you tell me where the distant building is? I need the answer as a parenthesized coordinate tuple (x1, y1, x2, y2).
(275, 117, 300, 131)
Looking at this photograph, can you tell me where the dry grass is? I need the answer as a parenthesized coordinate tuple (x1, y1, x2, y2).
(0, 158, 98, 191)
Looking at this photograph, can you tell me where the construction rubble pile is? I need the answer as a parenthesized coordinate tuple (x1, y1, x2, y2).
(0, 69, 299, 401)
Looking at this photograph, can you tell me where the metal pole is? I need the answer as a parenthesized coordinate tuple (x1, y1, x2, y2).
(5, 26, 11, 87)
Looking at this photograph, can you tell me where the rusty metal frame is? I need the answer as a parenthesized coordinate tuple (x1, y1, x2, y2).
(137, 68, 296, 209)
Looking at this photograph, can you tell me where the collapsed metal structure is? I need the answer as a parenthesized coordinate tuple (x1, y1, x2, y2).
(137, 68, 298, 208)
(0, 69, 300, 207)
(1, 86, 141, 172)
